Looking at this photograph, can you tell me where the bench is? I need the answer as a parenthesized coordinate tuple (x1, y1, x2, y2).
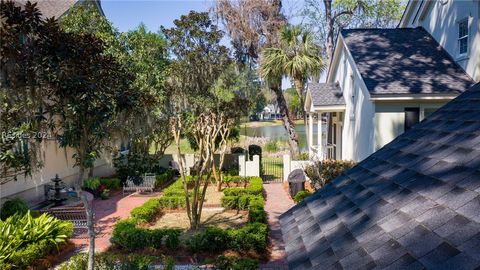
(123, 173, 156, 195)
(39, 206, 88, 229)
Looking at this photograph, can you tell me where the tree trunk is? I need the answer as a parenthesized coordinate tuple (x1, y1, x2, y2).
(271, 83, 300, 159)
(324, 0, 335, 65)
(76, 166, 95, 270)
(293, 78, 307, 136)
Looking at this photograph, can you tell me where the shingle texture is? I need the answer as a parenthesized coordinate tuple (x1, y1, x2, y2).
(341, 28, 475, 96)
(280, 82, 480, 270)
(308, 83, 345, 107)
(15, 0, 77, 19)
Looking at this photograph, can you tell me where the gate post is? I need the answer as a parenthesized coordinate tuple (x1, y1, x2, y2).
(283, 154, 291, 182)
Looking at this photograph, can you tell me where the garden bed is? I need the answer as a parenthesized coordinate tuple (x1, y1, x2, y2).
(150, 209, 248, 236)
(108, 176, 269, 265)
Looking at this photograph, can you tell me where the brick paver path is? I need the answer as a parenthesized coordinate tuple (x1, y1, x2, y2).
(70, 191, 161, 252)
(260, 182, 294, 270)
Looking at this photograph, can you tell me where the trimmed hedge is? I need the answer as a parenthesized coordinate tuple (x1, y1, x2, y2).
(223, 177, 262, 196)
(214, 255, 258, 270)
(57, 253, 160, 270)
(187, 222, 268, 253)
(130, 198, 162, 222)
(111, 218, 181, 251)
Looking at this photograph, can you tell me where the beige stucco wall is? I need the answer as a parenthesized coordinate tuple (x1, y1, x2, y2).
(0, 140, 115, 206)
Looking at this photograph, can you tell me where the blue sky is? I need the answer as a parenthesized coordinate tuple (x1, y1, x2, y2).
(101, 0, 306, 88)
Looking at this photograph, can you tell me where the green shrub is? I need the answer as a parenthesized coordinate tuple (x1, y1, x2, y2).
(228, 222, 268, 252)
(158, 195, 186, 209)
(83, 177, 101, 191)
(0, 198, 29, 220)
(110, 218, 149, 251)
(294, 191, 312, 203)
(230, 147, 245, 154)
(214, 255, 258, 270)
(155, 173, 169, 188)
(221, 196, 238, 209)
(248, 207, 267, 223)
(57, 253, 156, 270)
(304, 159, 356, 189)
(248, 144, 262, 160)
(130, 198, 162, 222)
(223, 177, 262, 196)
(0, 212, 73, 268)
(187, 227, 231, 253)
(110, 218, 181, 251)
(99, 177, 121, 190)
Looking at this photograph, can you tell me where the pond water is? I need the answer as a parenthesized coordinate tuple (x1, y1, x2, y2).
(243, 123, 319, 152)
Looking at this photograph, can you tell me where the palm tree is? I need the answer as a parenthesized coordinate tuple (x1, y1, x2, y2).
(260, 26, 324, 127)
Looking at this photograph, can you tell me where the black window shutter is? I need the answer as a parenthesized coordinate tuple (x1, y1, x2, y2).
(405, 107, 420, 131)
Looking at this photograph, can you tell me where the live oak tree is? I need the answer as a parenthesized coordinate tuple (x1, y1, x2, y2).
(163, 11, 236, 230)
(302, 0, 405, 63)
(215, 0, 302, 159)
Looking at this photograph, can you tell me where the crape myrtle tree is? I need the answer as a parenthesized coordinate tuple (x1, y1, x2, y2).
(0, 1, 50, 183)
(260, 25, 324, 129)
(43, 25, 136, 270)
(163, 11, 243, 230)
(215, 0, 302, 159)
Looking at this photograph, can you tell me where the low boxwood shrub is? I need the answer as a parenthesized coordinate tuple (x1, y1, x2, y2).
(228, 222, 268, 252)
(187, 227, 230, 253)
(0, 198, 29, 220)
(223, 177, 262, 196)
(214, 255, 258, 270)
(57, 253, 157, 270)
(158, 195, 186, 209)
(186, 222, 268, 254)
(130, 198, 162, 222)
(111, 218, 181, 251)
(221, 196, 238, 209)
(293, 190, 312, 203)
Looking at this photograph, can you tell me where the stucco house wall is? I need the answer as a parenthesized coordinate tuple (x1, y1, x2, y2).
(0, 140, 114, 205)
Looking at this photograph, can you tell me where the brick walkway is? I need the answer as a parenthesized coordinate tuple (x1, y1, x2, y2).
(70, 191, 161, 252)
(260, 182, 294, 270)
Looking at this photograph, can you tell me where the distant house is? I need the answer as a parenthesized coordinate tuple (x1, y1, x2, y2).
(305, 0, 479, 162)
(1, 0, 109, 206)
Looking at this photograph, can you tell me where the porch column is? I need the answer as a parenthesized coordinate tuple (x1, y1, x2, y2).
(317, 112, 322, 160)
(308, 113, 314, 156)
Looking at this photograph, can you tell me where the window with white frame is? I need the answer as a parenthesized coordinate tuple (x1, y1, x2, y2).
(458, 18, 469, 56)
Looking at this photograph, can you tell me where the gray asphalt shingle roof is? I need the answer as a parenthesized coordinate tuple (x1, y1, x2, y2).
(280, 82, 480, 270)
(341, 28, 475, 96)
(15, 0, 77, 19)
(308, 83, 345, 107)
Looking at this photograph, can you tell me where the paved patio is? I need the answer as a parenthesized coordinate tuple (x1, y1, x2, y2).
(260, 182, 294, 270)
(70, 191, 161, 252)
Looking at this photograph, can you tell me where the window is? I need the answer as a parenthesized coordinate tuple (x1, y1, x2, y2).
(405, 107, 420, 131)
(458, 19, 469, 56)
